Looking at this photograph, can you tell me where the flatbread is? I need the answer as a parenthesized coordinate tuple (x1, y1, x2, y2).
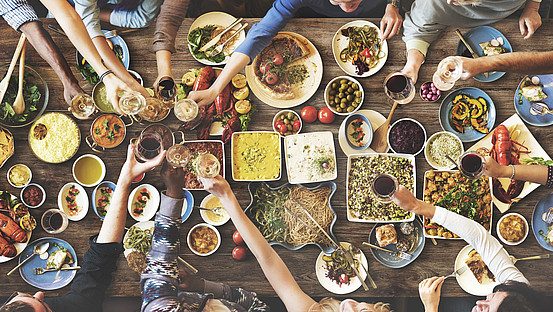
(0, 127, 14, 167)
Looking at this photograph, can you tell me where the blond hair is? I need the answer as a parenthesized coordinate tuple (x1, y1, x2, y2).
(310, 298, 392, 312)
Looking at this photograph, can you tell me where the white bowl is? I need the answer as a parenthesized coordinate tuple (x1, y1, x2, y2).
(57, 182, 89, 221)
(128, 184, 160, 222)
(424, 131, 465, 170)
(20, 183, 46, 209)
(387, 118, 427, 156)
(497, 212, 529, 246)
(187, 223, 221, 256)
(272, 110, 302, 137)
(324, 76, 364, 116)
(72, 154, 106, 187)
(7, 164, 32, 188)
(199, 194, 230, 226)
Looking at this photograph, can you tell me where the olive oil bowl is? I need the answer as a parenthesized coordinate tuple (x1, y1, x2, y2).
(72, 154, 106, 187)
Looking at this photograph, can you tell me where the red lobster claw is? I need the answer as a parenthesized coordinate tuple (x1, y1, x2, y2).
(222, 116, 241, 144)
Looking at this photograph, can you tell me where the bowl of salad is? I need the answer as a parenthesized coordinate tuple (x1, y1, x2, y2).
(0, 64, 48, 128)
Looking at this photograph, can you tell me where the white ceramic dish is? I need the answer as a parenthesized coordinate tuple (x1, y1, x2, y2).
(424, 131, 464, 170)
(284, 131, 337, 184)
(128, 184, 160, 222)
(455, 245, 498, 296)
(344, 113, 372, 150)
(7, 164, 32, 188)
(199, 194, 230, 226)
(497, 212, 529, 246)
(92, 181, 116, 220)
(72, 154, 106, 187)
(387, 118, 427, 156)
(315, 242, 368, 294)
(324, 76, 364, 116)
(338, 109, 388, 156)
(187, 223, 221, 256)
(122, 220, 154, 258)
(20, 183, 46, 209)
(231, 131, 281, 182)
(272, 109, 302, 137)
(57, 183, 88, 221)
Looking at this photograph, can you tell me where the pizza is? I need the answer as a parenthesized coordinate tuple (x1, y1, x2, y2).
(375, 224, 397, 247)
(465, 249, 495, 284)
(253, 33, 311, 100)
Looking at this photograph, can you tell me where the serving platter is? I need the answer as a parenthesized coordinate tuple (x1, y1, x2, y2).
(123, 220, 154, 257)
(245, 31, 323, 108)
(182, 140, 226, 190)
(231, 131, 281, 182)
(315, 242, 368, 294)
(468, 113, 551, 213)
(57, 183, 88, 222)
(284, 131, 337, 184)
(331, 20, 388, 77)
(455, 245, 498, 296)
(128, 184, 160, 222)
(513, 74, 553, 127)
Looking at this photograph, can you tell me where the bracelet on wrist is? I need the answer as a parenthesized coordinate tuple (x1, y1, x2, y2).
(387, 0, 400, 8)
(509, 165, 516, 180)
(99, 70, 113, 82)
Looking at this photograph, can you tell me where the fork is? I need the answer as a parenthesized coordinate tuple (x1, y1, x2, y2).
(206, 23, 248, 58)
(34, 266, 81, 275)
(103, 28, 144, 39)
(362, 242, 412, 261)
(195, 206, 225, 217)
(444, 265, 468, 279)
(510, 254, 550, 264)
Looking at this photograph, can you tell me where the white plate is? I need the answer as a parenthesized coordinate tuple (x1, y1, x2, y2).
(128, 184, 160, 222)
(123, 220, 154, 257)
(315, 242, 368, 294)
(338, 109, 388, 156)
(284, 131, 337, 184)
(245, 31, 323, 108)
(187, 12, 246, 66)
(57, 183, 89, 221)
(455, 245, 498, 296)
(332, 20, 388, 77)
(199, 194, 230, 226)
(467, 114, 551, 213)
(0, 192, 32, 263)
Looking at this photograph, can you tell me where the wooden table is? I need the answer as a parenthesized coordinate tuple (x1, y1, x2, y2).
(0, 17, 552, 301)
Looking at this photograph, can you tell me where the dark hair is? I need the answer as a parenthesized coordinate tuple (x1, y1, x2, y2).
(494, 281, 548, 312)
(0, 301, 34, 312)
(96, 0, 141, 12)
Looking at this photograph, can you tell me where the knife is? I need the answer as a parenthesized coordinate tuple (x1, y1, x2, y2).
(455, 29, 489, 78)
(199, 18, 243, 52)
(339, 242, 369, 291)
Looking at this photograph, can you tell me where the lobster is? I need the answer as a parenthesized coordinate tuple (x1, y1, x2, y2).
(489, 125, 529, 204)
(215, 84, 232, 116)
(0, 235, 16, 257)
(197, 103, 217, 140)
(222, 115, 241, 144)
(0, 213, 27, 243)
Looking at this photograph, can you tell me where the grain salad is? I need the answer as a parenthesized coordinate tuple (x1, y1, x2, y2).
(428, 133, 463, 167)
(347, 154, 415, 222)
(29, 113, 80, 163)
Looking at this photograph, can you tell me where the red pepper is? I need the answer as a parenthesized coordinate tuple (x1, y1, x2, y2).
(361, 48, 372, 58)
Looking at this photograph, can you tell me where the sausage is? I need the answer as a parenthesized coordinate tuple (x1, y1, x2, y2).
(215, 84, 231, 116)
(0, 213, 27, 243)
(192, 67, 216, 92)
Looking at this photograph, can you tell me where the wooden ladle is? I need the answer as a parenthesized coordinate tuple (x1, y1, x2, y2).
(13, 40, 27, 115)
(370, 101, 399, 153)
(0, 34, 26, 105)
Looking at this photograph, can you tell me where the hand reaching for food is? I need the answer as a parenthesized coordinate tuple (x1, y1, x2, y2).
(418, 276, 445, 312)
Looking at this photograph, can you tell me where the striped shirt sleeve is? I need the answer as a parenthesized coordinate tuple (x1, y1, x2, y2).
(0, 0, 39, 31)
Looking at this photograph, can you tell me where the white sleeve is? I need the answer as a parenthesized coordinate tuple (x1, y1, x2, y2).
(432, 206, 528, 284)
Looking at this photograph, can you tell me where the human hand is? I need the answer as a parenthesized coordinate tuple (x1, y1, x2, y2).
(120, 144, 166, 184)
(401, 66, 418, 84)
(380, 5, 403, 40)
(459, 56, 480, 80)
(483, 155, 511, 178)
(63, 83, 85, 106)
(161, 161, 185, 197)
(418, 276, 444, 312)
(199, 176, 234, 201)
(391, 185, 420, 213)
(519, 3, 542, 40)
(102, 73, 132, 115)
(187, 88, 218, 107)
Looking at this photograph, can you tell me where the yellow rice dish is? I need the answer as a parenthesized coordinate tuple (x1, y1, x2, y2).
(232, 132, 281, 181)
(29, 113, 80, 163)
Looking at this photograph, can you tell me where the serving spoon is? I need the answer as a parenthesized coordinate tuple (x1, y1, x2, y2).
(510, 254, 550, 264)
(7, 241, 50, 276)
(13, 40, 26, 115)
(0, 34, 26, 106)
(370, 101, 398, 153)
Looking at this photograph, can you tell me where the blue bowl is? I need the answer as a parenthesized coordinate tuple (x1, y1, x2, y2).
(181, 189, 194, 223)
(344, 113, 372, 150)
(92, 181, 116, 220)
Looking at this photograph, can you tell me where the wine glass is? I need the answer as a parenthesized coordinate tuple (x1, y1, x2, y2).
(70, 94, 95, 119)
(134, 132, 163, 162)
(458, 151, 485, 179)
(371, 173, 399, 203)
(174, 98, 199, 122)
(166, 144, 191, 168)
(196, 153, 220, 178)
(433, 56, 463, 91)
(384, 72, 415, 104)
(155, 76, 177, 109)
(139, 97, 164, 121)
(119, 91, 146, 115)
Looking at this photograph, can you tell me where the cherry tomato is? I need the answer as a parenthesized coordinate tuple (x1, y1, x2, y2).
(339, 273, 349, 284)
(361, 48, 372, 58)
(318, 107, 335, 124)
(265, 72, 278, 85)
(260, 61, 272, 74)
(232, 246, 247, 261)
(272, 54, 284, 66)
(300, 106, 317, 123)
(233, 230, 245, 245)
(293, 119, 301, 131)
(276, 122, 288, 134)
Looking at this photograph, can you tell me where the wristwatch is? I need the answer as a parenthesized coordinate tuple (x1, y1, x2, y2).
(387, 0, 401, 8)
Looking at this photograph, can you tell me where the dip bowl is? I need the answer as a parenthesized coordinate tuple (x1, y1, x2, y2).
(424, 131, 464, 170)
(187, 223, 221, 256)
(7, 164, 32, 188)
(86, 114, 130, 152)
(343, 113, 372, 150)
(387, 118, 427, 156)
(20, 183, 45, 209)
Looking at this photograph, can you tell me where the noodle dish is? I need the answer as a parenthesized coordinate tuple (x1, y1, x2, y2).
(123, 221, 154, 274)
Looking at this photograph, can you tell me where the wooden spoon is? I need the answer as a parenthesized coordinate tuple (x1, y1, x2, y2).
(13, 40, 27, 115)
(370, 101, 399, 153)
(0, 34, 26, 105)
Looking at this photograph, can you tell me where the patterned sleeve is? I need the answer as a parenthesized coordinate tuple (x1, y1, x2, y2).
(0, 0, 39, 30)
(546, 165, 553, 188)
(141, 194, 183, 312)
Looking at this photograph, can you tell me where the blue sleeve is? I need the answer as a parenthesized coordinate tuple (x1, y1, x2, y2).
(0, 0, 39, 30)
(109, 0, 163, 28)
(74, 0, 104, 39)
(234, 0, 305, 64)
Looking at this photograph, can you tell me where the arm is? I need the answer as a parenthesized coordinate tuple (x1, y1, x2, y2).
(483, 155, 549, 185)
(519, 0, 541, 40)
(201, 177, 316, 312)
(392, 186, 528, 284)
(141, 164, 184, 312)
(108, 0, 164, 28)
(460, 51, 553, 80)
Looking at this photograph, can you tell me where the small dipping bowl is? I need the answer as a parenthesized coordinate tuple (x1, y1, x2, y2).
(497, 212, 529, 246)
(72, 154, 106, 187)
(20, 183, 46, 208)
(7, 164, 32, 188)
(187, 223, 221, 256)
(388, 118, 427, 156)
(199, 194, 230, 226)
(324, 76, 364, 116)
(273, 110, 302, 137)
(424, 131, 464, 170)
(419, 81, 441, 102)
(343, 113, 373, 150)
(128, 70, 143, 86)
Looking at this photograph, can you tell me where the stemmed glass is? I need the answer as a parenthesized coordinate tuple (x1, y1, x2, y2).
(433, 56, 463, 91)
(196, 153, 220, 178)
(166, 132, 189, 168)
(458, 151, 486, 179)
(133, 132, 163, 162)
(383, 72, 415, 104)
(155, 76, 177, 109)
(119, 91, 146, 115)
(70, 94, 96, 119)
(174, 98, 199, 122)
